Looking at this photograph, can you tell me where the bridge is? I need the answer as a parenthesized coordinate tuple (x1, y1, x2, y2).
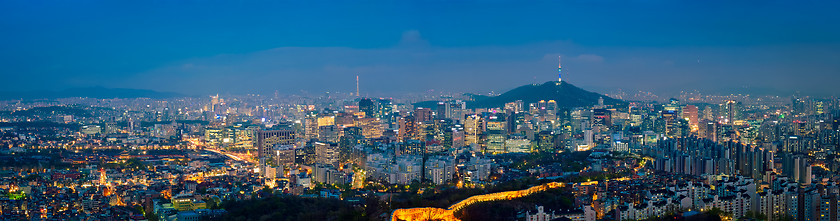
(391, 182, 566, 221)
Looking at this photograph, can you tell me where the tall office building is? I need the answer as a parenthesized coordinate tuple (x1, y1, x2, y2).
(592, 108, 612, 129)
(304, 113, 319, 140)
(274, 144, 296, 166)
(464, 114, 484, 146)
(257, 128, 296, 163)
(536, 131, 555, 152)
(702, 106, 715, 121)
(339, 127, 363, 153)
(721, 100, 740, 125)
(359, 98, 376, 118)
(699, 121, 717, 142)
(683, 105, 699, 131)
(378, 99, 393, 125)
(436, 102, 451, 120)
(546, 100, 558, 122)
(210, 94, 220, 112)
(662, 110, 679, 137)
(505, 100, 524, 114)
(318, 125, 340, 143)
(415, 108, 433, 122)
(356, 117, 383, 138)
(315, 142, 339, 166)
(485, 114, 507, 154)
(448, 127, 465, 148)
(398, 115, 416, 142)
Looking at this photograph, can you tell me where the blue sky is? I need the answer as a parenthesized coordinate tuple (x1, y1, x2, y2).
(1, 1, 839, 96)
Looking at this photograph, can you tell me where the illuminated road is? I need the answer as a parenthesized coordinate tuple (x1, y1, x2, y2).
(184, 137, 253, 164)
(391, 182, 566, 221)
(204, 148, 252, 164)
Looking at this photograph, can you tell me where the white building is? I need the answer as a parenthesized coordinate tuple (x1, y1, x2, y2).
(425, 156, 456, 185)
(527, 205, 596, 221)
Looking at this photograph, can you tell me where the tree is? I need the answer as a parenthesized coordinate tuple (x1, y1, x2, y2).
(742, 211, 767, 220)
(261, 186, 273, 195)
(409, 180, 422, 193)
(147, 213, 159, 221)
(777, 214, 794, 221)
(206, 199, 218, 209)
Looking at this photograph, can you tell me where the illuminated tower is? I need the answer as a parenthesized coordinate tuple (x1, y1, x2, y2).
(557, 56, 562, 83)
(356, 75, 360, 97)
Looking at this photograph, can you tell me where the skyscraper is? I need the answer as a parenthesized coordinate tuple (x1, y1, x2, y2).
(436, 101, 451, 119)
(415, 108, 433, 122)
(315, 142, 339, 166)
(398, 115, 416, 142)
(464, 114, 484, 146)
(359, 98, 376, 118)
(683, 105, 699, 131)
(378, 99, 393, 120)
(546, 100, 557, 122)
(304, 112, 319, 140)
(721, 100, 739, 125)
(485, 114, 507, 154)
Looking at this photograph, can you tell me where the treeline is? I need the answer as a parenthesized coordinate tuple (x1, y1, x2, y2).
(213, 195, 378, 221)
(452, 188, 574, 221)
(0, 121, 81, 130)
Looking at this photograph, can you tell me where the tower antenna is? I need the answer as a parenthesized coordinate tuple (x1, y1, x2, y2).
(558, 56, 562, 83)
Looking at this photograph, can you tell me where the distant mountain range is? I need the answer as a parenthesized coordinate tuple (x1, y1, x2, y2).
(415, 81, 626, 109)
(0, 87, 183, 100)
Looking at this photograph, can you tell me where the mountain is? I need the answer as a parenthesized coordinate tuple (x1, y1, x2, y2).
(0, 87, 183, 100)
(415, 81, 625, 109)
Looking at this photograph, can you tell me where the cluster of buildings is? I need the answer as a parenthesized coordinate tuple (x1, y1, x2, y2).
(0, 148, 272, 220)
(517, 93, 840, 221)
(1, 81, 840, 220)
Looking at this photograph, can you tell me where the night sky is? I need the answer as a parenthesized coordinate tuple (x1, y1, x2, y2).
(1, 1, 839, 96)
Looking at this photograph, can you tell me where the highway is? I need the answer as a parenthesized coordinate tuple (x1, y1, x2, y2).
(203, 147, 253, 164)
(185, 137, 253, 164)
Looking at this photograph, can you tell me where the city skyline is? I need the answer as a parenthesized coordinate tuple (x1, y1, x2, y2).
(1, 1, 839, 97)
(3, 1, 840, 221)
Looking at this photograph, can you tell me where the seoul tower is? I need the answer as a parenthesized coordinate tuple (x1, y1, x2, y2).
(557, 56, 562, 83)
